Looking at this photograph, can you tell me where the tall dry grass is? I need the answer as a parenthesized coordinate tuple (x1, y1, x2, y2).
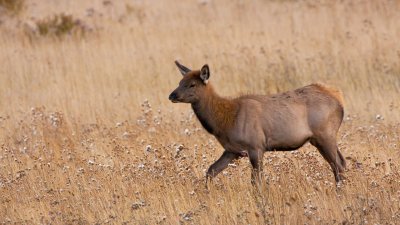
(0, 0, 399, 224)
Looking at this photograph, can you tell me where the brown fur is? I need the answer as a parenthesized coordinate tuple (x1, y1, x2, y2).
(199, 85, 238, 131)
(170, 62, 346, 185)
(177, 69, 239, 133)
(312, 83, 345, 107)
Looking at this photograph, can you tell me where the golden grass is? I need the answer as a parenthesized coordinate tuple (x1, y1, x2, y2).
(0, 0, 399, 224)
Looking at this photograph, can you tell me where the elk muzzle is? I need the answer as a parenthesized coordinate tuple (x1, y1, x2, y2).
(169, 91, 180, 103)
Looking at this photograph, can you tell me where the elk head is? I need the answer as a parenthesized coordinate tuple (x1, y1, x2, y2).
(169, 61, 210, 104)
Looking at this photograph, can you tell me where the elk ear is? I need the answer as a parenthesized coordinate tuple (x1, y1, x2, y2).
(200, 64, 210, 84)
(175, 60, 191, 76)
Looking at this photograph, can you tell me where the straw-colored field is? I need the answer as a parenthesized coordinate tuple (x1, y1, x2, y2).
(1, 0, 399, 224)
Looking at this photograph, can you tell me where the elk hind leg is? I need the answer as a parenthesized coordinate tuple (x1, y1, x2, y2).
(337, 148, 346, 170)
(310, 137, 345, 184)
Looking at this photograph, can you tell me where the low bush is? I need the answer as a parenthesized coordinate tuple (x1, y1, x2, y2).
(35, 13, 86, 38)
(0, 0, 25, 16)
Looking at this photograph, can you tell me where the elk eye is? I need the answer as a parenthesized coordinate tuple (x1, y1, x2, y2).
(189, 83, 196, 88)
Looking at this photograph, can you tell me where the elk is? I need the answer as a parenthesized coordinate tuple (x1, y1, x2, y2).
(169, 61, 346, 185)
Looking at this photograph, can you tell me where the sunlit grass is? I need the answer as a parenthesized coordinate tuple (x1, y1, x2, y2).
(0, 0, 399, 223)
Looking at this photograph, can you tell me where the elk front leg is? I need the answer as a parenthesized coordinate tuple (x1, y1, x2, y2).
(249, 149, 264, 186)
(206, 151, 240, 181)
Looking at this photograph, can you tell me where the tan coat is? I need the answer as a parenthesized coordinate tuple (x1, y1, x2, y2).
(169, 61, 346, 185)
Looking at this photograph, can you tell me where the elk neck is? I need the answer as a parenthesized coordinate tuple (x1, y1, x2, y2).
(191, 84, 238, 135)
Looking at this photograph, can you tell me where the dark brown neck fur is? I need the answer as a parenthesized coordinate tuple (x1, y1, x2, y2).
(191, 84, 238, 135)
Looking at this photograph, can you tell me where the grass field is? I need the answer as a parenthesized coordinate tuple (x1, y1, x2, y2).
(0, 0, 399, 224)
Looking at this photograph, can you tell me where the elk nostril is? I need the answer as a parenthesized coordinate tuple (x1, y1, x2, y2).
(169, 92, 177, 100)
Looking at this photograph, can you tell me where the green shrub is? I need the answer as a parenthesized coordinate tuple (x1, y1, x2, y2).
(35, 13, 86, 38)
(0, 0, 25, 16)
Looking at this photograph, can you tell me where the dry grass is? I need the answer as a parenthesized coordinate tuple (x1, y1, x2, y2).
(0, 0, 399, 224)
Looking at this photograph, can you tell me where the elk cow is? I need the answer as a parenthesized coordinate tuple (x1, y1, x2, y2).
(169, 61, 346, 185)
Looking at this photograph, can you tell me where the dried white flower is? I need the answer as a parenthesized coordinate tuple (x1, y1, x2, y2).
(145, 145, 152, 152)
